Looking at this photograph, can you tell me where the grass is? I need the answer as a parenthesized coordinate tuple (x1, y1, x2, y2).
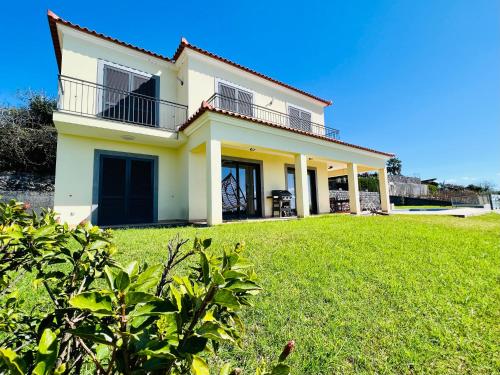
(394, 205, 453, 209)
(107, 213, 500, 374)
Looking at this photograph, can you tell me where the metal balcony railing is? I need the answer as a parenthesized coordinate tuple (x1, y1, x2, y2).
(57, 76, 187, 131)
(207, 93, 340, 140)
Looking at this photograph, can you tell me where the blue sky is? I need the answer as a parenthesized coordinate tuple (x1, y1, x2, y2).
(1, 1, 499, 186)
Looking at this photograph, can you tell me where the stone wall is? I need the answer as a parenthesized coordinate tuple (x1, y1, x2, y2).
(388, 175, 428, 197)
(330, 190, 381, 211)
(0, 172, 54, 192)
(0, 172, 55, 213)
(0, 190, 54, 213)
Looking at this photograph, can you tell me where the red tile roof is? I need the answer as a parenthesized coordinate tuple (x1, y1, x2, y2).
(47, 10, 173, 71)
(179, 102, 394, 158)
(47, 10, 332, 106)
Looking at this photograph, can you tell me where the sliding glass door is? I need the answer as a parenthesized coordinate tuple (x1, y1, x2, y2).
(286, 167, 318, 215)
(221, 160, 261, 220)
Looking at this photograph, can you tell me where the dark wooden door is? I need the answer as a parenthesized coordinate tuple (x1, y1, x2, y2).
(98, 155, 154, 225)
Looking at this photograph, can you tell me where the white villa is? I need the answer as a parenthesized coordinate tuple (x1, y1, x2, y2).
(48, 10, 393, 226)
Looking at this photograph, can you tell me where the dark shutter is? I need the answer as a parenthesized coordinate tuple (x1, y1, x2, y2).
(288, 107, 301, 130)
(219, 83, 237, 112)
(131, 75, 156, 126)
(102, 66, 129, 121)
(288, 106, 311, 132)
(237, 90, 253, 116)
(300, 111, 312, 132)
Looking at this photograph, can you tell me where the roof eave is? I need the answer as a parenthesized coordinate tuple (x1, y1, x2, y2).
(173, 39, 333, 107)
(47, 9, 173, 73)
(179, 104, 393, 158)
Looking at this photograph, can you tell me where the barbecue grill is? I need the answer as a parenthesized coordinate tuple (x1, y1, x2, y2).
(271, 190, 293, 217)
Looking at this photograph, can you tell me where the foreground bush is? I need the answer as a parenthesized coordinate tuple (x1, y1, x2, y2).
(0, 200, 292, 374)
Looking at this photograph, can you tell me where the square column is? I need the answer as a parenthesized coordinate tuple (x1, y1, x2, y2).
(378, 167, 391, 212)
(295, 154, 310, 218)
(206, 140, 222, 225)
(188, 150, 206, 222)
(347, 162, 361, 214)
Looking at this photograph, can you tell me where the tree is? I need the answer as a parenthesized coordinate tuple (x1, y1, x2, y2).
(358, 172, 379, 192)
(0, 91, 57, 175)
(386, 157, 402, 175)
(0, 200, 294, 374)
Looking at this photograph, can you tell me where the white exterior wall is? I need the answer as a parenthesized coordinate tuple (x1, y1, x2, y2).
(58, 25, 327, 126)
(59, 26, 179, 104)
(184, 51, 326, 124)
(54, 134, 187, 225)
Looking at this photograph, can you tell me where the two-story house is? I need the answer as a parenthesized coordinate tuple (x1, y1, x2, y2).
(48, 10, 393, 226)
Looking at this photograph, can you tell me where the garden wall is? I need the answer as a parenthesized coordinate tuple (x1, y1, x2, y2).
(0, 190, 54, 213)
(388, 175, 428, 197)
(330, 190, 381, 210)
(0, 172, 55, 213)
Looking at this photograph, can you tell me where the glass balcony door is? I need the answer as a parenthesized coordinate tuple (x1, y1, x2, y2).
(286, 167, 318, 215)
(221, 160, 261, 220)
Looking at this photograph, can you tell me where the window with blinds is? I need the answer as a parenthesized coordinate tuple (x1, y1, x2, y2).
(218, 82, 253, 117)
(288, 106, 312, 132)
(101, 64, 157, 126)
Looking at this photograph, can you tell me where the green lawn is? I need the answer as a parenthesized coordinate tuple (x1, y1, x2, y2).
(109, 213, 500, 374)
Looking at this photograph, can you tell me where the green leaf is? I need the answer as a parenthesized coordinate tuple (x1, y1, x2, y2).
(200, 251, 211, 285)
(54, 363, 66, 375)
(88, 239, 110, 250)
(213, 270, 225, 285)
(222, 270, 248, 279)
(182, 335, 208, 354)
(130, 300, 177, 318)
(202, 238, 212, 248)
(114, 270, 130, 291)
(225, 280, 262, 293)
(233, 260, 254, 271)
(219, 363, 231, 375)
(126, 291, 162, 305)
(124, 261, 139, 277)
(202, 310, 215, 322)
(130, 264, 162, 292)
(33, 225, 56, 239)
(69, 325, 114, 344)
(95, 344, 111, 361)
(197, 322, 234, 342)
(0, 348, 26, 375)
(69, 292, 113, 315)
(33, 329, 58, 375)
(137, 341, 176, 359)
(173, 276, 194, 296)
(191, 355, 209, 375)
(214, 289, 241, 310)
(170, 284, 183, 311)
(103, 265, 116, 290)
(270, 364, 291, 375)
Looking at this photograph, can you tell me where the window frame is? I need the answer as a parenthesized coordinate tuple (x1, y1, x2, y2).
(96, 60, 158, 125)
(97, 59, 153, 89)
(214, 78, 254, 116)
(287, 104, 313, 132)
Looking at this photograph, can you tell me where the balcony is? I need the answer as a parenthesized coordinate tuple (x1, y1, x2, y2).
(206, 93, 340, 140)
(57, 76, 187, 132)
